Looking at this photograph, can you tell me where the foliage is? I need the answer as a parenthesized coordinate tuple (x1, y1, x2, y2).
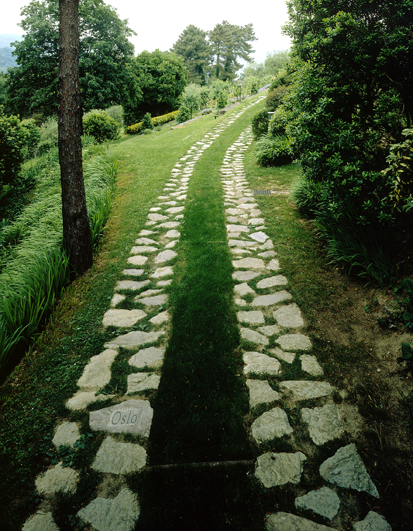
(20, 119, 40, 159)
(251, 108, 269, 140)
(0, 72, 7, 105)
(180, 83, 201, 118)
(210, 79, 228, 100)
(266, 85, 290, 112)
(395, 278, 413, 329)
(0, 107, 29, 189)
(104, 105, 124, 130)
(382, 129, 413, 209)
(170, 25, 212, 85)
(37, 116, 58, 155)
(141, 112, 154, 132)
(216, 91, 228, 110)
(82, 111, 119, 143)
(254, 134, 293, 167)
(6, 0, 136, 117)
(199, 86, 211, 109)
(268, 104, 290, 136)
(176, 106, 191, 124)
(243, 75, 259, 96)
(124, 110, 179, 135)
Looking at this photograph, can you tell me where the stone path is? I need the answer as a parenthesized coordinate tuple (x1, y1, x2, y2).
(22, 102, 392, 530)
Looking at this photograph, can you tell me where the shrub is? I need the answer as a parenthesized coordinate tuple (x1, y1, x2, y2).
(251, 108, 269, 140)
(176, 106, 191, 124)
(266, 85, 290, 111)
(125, 110, 179, 135)
(200, 86, 211, 108)
(268, 105, 290, 137)
(82, 111, 119, 143)
(0, 107, 28, 188)
(141, 112, 154, 131)
(104, 105, 124, 130)
(254, 135, 293, 167)
(216, 91, 228, 110)
(38, 117, 59, 155)
(21, 119, 41, 159)
(382, 128, 413, 209)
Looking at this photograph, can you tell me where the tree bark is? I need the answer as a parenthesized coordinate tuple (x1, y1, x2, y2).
(58, 0, 92, 276)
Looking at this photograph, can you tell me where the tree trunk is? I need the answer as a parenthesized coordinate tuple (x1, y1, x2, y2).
(58, 0, 92, 276)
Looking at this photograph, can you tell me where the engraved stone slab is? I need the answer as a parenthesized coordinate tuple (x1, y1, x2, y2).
(116, 280, 149, 291)
(78, 487, 140, 531)
(233, 258, 265, 269)
(269, 347, 296, 364)
(252, 407, 293, 443)
(129, 347, 165, 369)
(241, 327, 269, 345)
(233, 271, 260, 281)
(22, 512, 60, 531)
(280, 381, 332, 401)
(252, 291, 292, 307)
(90, 400, 153, 436)
(320, 444, 379, 497)
(103, 310, 147, 328)
(52, 422, 80, 448)
(122, 269, 145, 277)
(237, 310, 265, 325)
(274, 303, 304, 328)
(105, 330, 165, 350)
(295, 487, 340, 520)
(66, 391, 115, 411)
(234, 282, 256, 297)
(246, 379, 280, 407)
(155, 250, 177, 263)
(77, 349, 118, 391)
(265, 512, 334, 531)
(92, 437, 147, 474)
(255, 452, 306, 488)
(127, 373, 160, 394)
(249, 231, 269, 243)
(151, 266, 173, 278)
(127, 255, 148, 266)
(257, 275, 288, 288)
(300, 354, 324, 376)
(354, 511, 392, 531)
(258, 325, 280, 337)
(301, 404, 344, 446)
(243, 352, 281, 375)
(277, 333, 312, 351)
(35, 463, 79, 496)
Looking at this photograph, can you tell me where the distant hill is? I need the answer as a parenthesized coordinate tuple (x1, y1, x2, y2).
(0, 34, 23, 48)
(0, 34, 23, 72)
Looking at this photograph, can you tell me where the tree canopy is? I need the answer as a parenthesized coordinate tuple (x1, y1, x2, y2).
(170, 25, 212, 85)
(6, 0, 135, 117)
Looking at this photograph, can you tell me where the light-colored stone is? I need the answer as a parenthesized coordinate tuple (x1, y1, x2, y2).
(301, 404, 344, 446)
(265, 512, 334, 531)
(269, 347, 295, 364)
(300, 354, 324, 376)
(165, 229, 180, 238)
(35, 463, 79, 496)
(110, 294, 126, 307)
(105, 330, 165, 350)
(158, 221, 180, 229)
(233, 271, 260, 281)
(267, 259, 281, 271)
(280, 380, 332, 401)
(155, 250, 177, 263)
(103, 309, 147, 328)
(249, 231, 269, 243)
(165, 207, 184, 214)
(226, 224, 250, 233)
(237, 310, 265, 325)
(89, 399, 153, 437)
(274, 303, 304, 328)
(246, 379, 280, 407)
(255, 452, 306, 488)
(257, 325, 280, 337)
(149, 311, 170, 325)
(257, 275, 288, 288)
(115, 280, 149, 291)
(353, 511, 392, 531)
(122, 269, 144, 277)
(148, 213, 168, 221)
(127, 373, 160, 394)
(139, 229, 154, 236)
(259, 239, 274, 250)
(52, 422, 80, 448)
(232, 257, 265, 270)
(252, 291, 292, 307)
(248, 218, 265, 226)
(129, 347, 165, 369)
(22, 512, 60, 531)
(276, 333, 312, 351)
(77, 349, 118, 391)
(157, 279, 173, 287)
(235, 298, 247, 307)
(295, 487, 340, 520)
(337, 404, 364, 438)
(234, 282, 256, 297)
(127, 255, 148, 266)
(137, 294, 168, 306)
(165, 240, 177, 248)
(258, 251, 277, 258)
(241, 327, 269, 345)
(228, 239, 257, 248)
(78, 487, 140, 531)
(151, 266, 173, 278)
(238, 202, 259, 210)
(135, 237, 158, 245)
(320, 444, 379, 497)
(66, 391, 114, 411)
(243, 352, 281, 375)
(252, 407, 293, 442)
(130, 245, 158, 254)
(92, 437, 147, 474)
(135, 289, 162, 298)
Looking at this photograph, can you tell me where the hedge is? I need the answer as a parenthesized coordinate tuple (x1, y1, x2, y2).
(125, 110, 179, 135)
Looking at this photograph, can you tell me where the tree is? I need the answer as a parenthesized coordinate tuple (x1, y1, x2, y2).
(180, 83, 201, 118)
(123, 50, 187, 126)
(58, 0, 92, 275)
(208, 20, 256, 80)
(6, 0, 135, 118)
(0, 107, 29, 189)
(171, 25, 212, 85)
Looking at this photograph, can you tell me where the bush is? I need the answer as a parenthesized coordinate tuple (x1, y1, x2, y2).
(38, 117, 59, 155)
(200, 86, 211, 108)
(20, 119, 41, 159)
(382, 128, 413, 209)
(104, 105, 124, 130)
(216, 91, 228, 110)
(82, 111, 119, 143)
(268, 105, 290, 137)
(251, 108, 269, 140)
(0, 107, 28, 188)
(141, 112, 154, 131)
(254, 135, 293, 166)
(176, 106, 191, 124)
(266, 85, 290, 111)
(125, 110, 179, 135)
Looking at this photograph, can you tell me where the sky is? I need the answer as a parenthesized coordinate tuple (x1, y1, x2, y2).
(0, 0, 291, 64)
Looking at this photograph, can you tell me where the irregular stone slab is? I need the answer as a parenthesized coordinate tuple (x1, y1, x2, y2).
(127, 373, 160, 394)
(237, 310, 265, 325)
(252, 407, 293, 443)
(135, 237, 158, 245)
(130, 245, 158, 254)
(258, 251, 277, 258)
(155, 250, 177, 263)
(300, 354, 324, 376)
(90, 399, 153, 437)
(139, 229, 154, 236)
(157, 279, 173, 287)
(353, 511, 392, 531)
(234, 282, 256, 297)
(92, 437, 147, 474)
(238, 202, 259, 210)
(116, 280, 149, 291)
(295, 487, 340, 520)
(252, 291, 292, 307)
(280, 381, 332, 401)
(151, 266, 173, 278)
(22, 512, 60, 531)
(257, 275, 288, 288)
(233, 271, 260, 281)
(226, 208, 244, 215)
(66, 391, 115, 411)
(241, 328, 269, 346)
(228, 239, 257, 248)
(269, 347, 296, 364)
(249, 231, 269, 243)
(266, 512, 334, 531)
(35, 463, 79, 496)
(103, 309, 147, 328)
(249, 218, 265, 226)
(337, 403, 364, 438)
(137, 294, 168, 306)
(158, 221, 180, 228)
(110, 294, 126, 308)
(165, 229, 180, 238)
(260, 239, 274, 250)
(135, 289, 162, 298)
(148, 213, 168, 221)
(105, 330, 165, 350)
(233, 258, 265, 269)
(267, 259, 281, 271)
(243, 352, 281, 376)
(122, 269, 145, 277)
(127, 255, 148, 266)
(236, 298, 247, 307)
(301, 404, 344, 446)
(276, 333, 312, 351)
(52, 421, 80, 448)
(227, 224, 250, 233)
(246, 379, 280, 407)
(129, 347, 165, 369)
(78, 487, 140, 531)
(77, 349, 118, 391)
(149, 311, 170, 325)
(255, 452, 306, 488)
(320, 444, 379, 497)
(165, 207, 184, 214)
(274, 303, 304, 328)
(258, 325, 280, 337)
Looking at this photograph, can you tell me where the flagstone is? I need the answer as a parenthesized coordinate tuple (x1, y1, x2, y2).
(129, 347, 165, 369)
(151, 266, 173, 278)
(77, 349, 118, 391)
(135, 289, 162, 299)
(258, 251, 277, 258)
(241, 327, 269, 345)
(301, 404, 345, 446)
(110, 294, 126, 307)
(249, 231, 269, 243)
(127, 255, 148, 266)
(243, 352, 281, 375)
(238, 202, 259, 210)
(233, 271, 261, 281)
(246, 379, 280, 407)
(233, 257, 265, 269)
(274, 303, 304, 328)
(135, 237, 158, 245)
(35, 463, 79, 496)
(228, 239, 257, 248)
(295, 487, 340, 520)
(115, 280, 149, 291)
(234, 282, 256, 296)
(259, 239, 274, 250)
(252, 407, 293, 442)
(52, 422, 81, 448)
(252, 291, 292, 307)
(149, 311, 170, 325)
(237, 310, 265, 325)
(127, 373, 160, 394)
(158, 221, 180, 228)
(300, 354, 324, 376)
(226, 224, 250, 233)
(122, 269, 145, 277)
(92, 437, 147, 473)
(235, 298, 247, 307)
(66, 391, 115, 411)
(228, 232, 240, 238)
(105, 330, 165, 350)
(155, 250, 177, 263)
(276, 333, 312, 351)
(165, 240, 177, 248)
(90, 400, 153, 437)
(248, 218, 265, 226)
(165, 229, 180, 238)
(130, 246, 158, 254)
(267, 259, 281, 271)
(258, 325, 280, 337)
(256, 275, 288, 288)
(268, 347, 296, 364)
(255, 452, 307, 488)
(265, 512, 334, 531)
(137, 294, 168, 306)
(353, 511, 392, 531)
(280, 380, 332, 401)
(157, 279, 173, 287)
(22, 513, 60, 531)
(103, 309, 147, 328)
